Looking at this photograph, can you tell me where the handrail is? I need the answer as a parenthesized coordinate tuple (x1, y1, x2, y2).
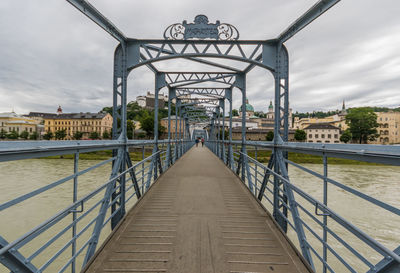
(206, 139, 400, 272)
(0, 139, 194, 273)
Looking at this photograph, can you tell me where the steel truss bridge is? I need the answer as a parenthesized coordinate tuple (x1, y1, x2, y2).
(0, 1, 399, 272)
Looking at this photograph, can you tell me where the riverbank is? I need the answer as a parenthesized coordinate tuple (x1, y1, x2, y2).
(246, 150, 382, 165)
(44, 150, 153, 161)
(43, 149, 382, 165)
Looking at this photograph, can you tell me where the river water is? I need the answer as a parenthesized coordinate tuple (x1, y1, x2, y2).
(0, 159, 399, 272)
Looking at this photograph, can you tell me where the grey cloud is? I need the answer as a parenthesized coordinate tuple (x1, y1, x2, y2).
(0, 0, 399, 115)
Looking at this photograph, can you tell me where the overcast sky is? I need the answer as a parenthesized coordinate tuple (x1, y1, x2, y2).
(1, 0, 400, 115)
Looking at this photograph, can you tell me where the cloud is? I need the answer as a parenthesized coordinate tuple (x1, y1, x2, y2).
(0, 0, 399, 115)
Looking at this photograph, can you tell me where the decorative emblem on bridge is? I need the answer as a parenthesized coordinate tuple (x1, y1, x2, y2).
(163, 15, 239, 40)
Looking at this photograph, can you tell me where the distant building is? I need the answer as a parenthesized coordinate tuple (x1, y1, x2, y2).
(136, 92, 168, 109)
(294, 101, 347, 131)
(27, 106, 112, 140)
(160, 115, 185, 138)
(0, 111, 39, 136)
(370, 111, 400, 144)
(220, 99, 292, 130)
(239, 98, 255, 118)
(304, 123, 341, 143)
(231, 128, 295, 141)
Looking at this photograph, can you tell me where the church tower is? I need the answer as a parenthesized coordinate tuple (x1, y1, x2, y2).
(57, 105, 63, 115)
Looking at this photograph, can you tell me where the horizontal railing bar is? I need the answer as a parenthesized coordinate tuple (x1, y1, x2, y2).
(103, 206, 123, 228)
(27, 199, 103, 261)
(296, 202, 374, 267)
(284, 177, 400, 263)
(0, 150, 163, 256)
(0, 156, 116, 211)
(38, 211, 99, 272)
(0, 139, 188, 162)
(286, 158, 400, 216)
(222, 140, 400, 165)
(299, 217, 357, 273)
(58, 230, 93, 273)
(303, 240, 336, 273)
(236, 149, 400, 263)
(275, 209, 296, 231)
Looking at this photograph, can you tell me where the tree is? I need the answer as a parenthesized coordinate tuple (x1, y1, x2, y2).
(265, 131, 274, 141)
(345, 107, 379, 144)
(43, 131, 53, 140)
(140, 116, 154, 137)
(232, 109, 239, 117)
(127, 120, 134, 139)
(20, 130, 29, 140)
(55, 129, 67, 140)
(73, 131, 84, 140)
(294, 129, 306, 142)
(140, 116, 165, 138)
(0, 129, 7, 139)
(218, 129, 229, 140)
(29, 131, 39, 140)
(102, 130, 110, 139)
(7, 130, 19, 139)
(137, 132, 146, 139)
(340, 129, 352, 143)
(89, 131, 100, 139)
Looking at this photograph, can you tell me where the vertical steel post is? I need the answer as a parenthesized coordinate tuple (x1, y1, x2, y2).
(255, 146, 258, 194)
(166, 88, 174, 168)
(71, 152, 79, 273)
(153, 73, 166, 179)
(142, 145, 144, 193)
(323, 152, 328, 273)
(239, 77, 246, 181)
(210, 114, 216, 153)
(179, 107, 183, 156)
(227, 88, 234, 169)
(216, 106, 221, 158)
(111, 42, 128, 230)
(175, 100, 179, 161)
(271, 42, 287, 232)
(153, 79, 160, 179)
(221, 98, 226, 163)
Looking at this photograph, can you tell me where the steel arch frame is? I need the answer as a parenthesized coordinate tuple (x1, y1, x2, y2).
(32, 0, 345, 271)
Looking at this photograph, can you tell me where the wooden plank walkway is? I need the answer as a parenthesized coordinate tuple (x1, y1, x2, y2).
(83, 147, 313, 273)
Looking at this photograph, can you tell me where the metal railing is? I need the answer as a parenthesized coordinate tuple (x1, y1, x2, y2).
(206, 140, 400, 273)
(0, 139, 193, 273)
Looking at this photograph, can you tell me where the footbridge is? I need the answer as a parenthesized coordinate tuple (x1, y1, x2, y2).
(1, 1, 400, 273)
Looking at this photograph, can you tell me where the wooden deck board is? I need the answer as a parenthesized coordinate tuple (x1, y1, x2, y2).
(83, 147, 312, 273)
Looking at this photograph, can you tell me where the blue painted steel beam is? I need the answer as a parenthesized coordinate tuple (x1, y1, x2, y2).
(278, 0, 342, 43)
(369, 246, 400, 273)
(235, 141, 400, 166)
(0, 236, 37, 273)
(66, 0, 127, 43)
(0, 140, 170, 162)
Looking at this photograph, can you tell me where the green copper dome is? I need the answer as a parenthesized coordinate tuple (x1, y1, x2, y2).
(268, 100, 273, 110)
(239, 99, 254, 112)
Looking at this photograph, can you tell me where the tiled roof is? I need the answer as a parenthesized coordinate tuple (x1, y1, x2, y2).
(304, 123, 339, 130)
(27, 112, 108, 119)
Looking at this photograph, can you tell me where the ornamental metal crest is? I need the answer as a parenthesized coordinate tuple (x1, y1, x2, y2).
(164, 15, 239, 40)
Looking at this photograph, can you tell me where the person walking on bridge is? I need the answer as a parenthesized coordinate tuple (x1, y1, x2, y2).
(201, 137, 205, 147)
(195, 137, 199, 147)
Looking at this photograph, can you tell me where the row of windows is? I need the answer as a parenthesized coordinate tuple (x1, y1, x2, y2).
(308, 134, 338, 139)
(308, 140, 340, 143)
(307, 129, 337, 132)
(4, 127, 34, 132)
(379, 123, 398, 128)
(48, 120, 103, 126)
(53, 127, 104, 131)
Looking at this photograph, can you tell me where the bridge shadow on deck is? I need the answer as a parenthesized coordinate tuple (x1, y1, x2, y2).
(83, 147, 312, 273)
